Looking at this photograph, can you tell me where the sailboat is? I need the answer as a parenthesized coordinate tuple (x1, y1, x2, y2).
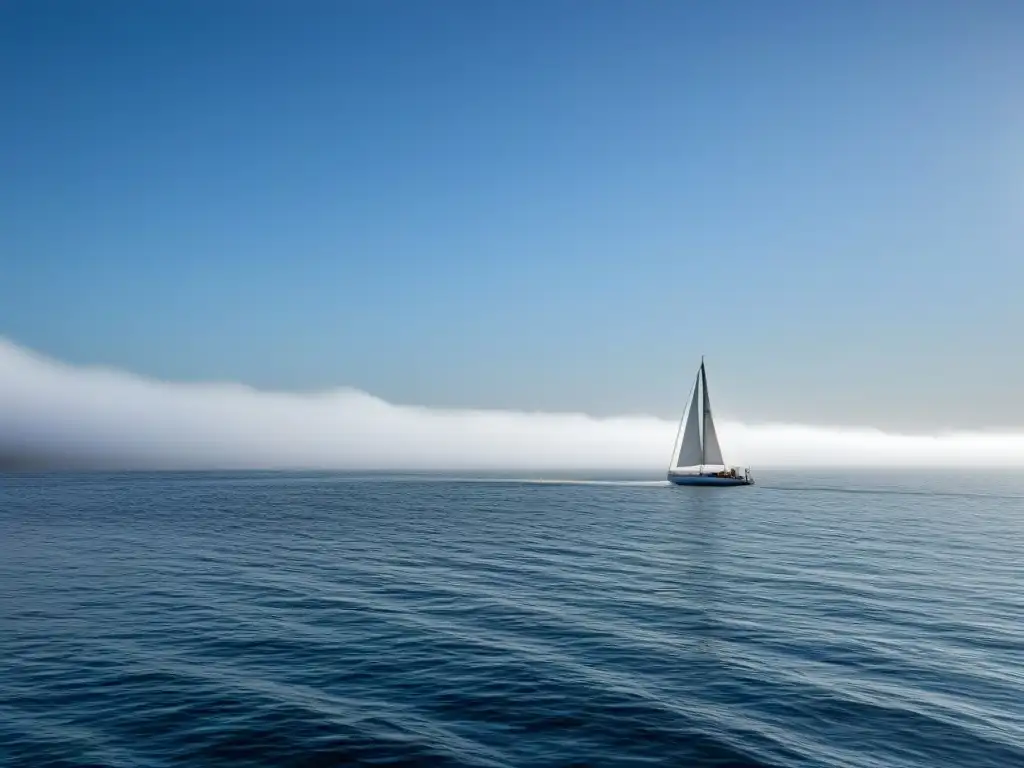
(667, 358, 754, 486)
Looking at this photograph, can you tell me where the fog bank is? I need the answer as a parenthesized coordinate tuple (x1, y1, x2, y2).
(2, 338, 1023, 470)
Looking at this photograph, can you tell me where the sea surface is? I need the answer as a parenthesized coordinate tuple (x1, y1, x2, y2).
(2, 470, 1022, 767)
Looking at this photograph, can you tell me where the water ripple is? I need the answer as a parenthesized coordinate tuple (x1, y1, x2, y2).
(2, 470, 1023, 767)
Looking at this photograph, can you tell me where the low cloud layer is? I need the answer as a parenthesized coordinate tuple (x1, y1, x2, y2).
(2, 337, 1023, 471)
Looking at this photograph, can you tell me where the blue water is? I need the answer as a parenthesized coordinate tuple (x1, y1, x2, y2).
(2, 470, 1022, 767)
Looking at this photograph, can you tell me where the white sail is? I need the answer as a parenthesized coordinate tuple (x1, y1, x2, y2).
(667, 358, 752, 486)
(700, 363, 725, 466)
(674, 370, 703, 468)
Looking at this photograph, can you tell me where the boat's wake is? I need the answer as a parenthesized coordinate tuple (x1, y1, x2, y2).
(513, 479, 671, 487)
(399, 476, 672, 487)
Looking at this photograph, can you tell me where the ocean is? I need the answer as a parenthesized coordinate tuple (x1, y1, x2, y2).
(2, 470, 1022, 767)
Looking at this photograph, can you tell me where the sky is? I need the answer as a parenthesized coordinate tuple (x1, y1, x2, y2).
(2, 0, 1023, 440)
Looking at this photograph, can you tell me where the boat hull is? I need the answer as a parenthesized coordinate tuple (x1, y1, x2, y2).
(667, 474, 753, 487)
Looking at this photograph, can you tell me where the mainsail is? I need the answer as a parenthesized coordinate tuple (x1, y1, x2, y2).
(675, 370, 703, 468)
(700, 362, 725, 466)
(671, 359, 726, 471)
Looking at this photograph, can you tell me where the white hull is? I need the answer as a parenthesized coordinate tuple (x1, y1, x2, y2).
(667, 472, 753, 487)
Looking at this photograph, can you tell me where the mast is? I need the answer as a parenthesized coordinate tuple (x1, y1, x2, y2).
(700, 356, 706, 470)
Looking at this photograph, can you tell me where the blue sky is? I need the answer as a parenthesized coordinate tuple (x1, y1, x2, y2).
(2, 1, 1022, 430)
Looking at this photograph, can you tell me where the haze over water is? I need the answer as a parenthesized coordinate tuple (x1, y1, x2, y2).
(3, 470, 1022, 767)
